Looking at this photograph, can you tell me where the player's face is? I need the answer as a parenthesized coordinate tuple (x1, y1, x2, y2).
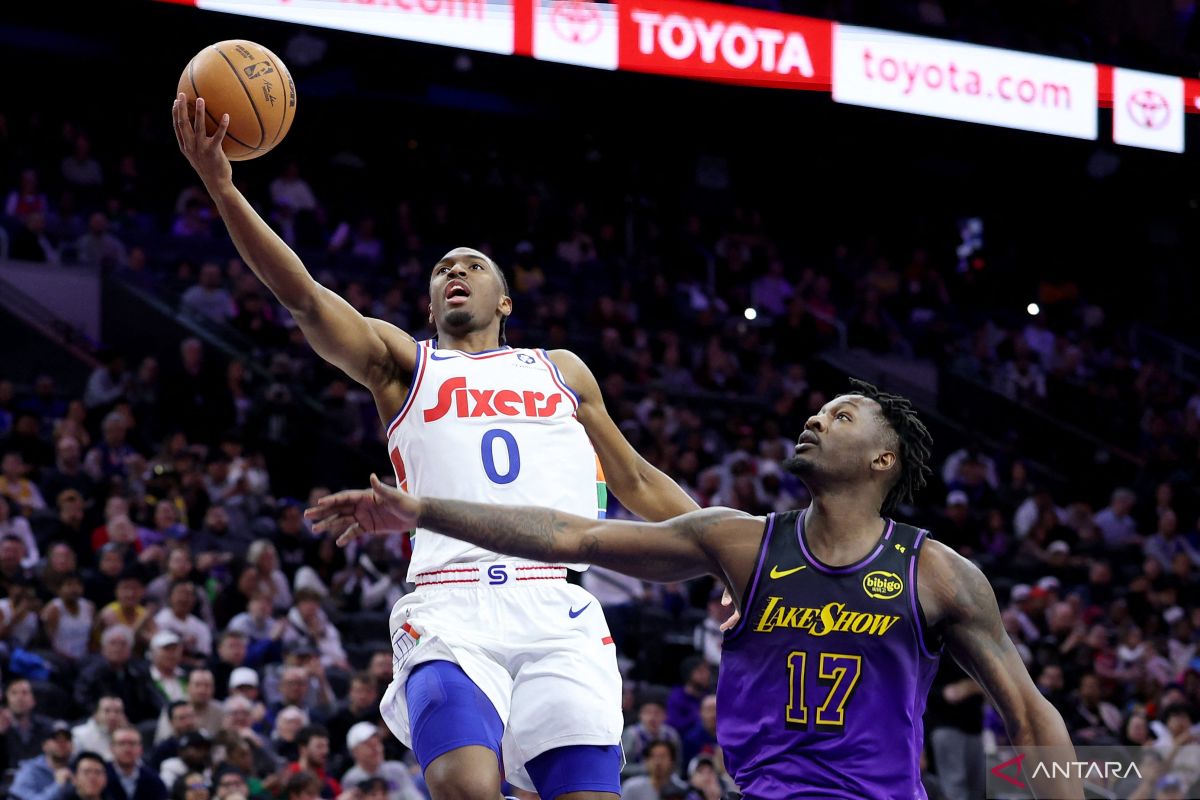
(784, 395, 895, 484)
(428, 248, 511, 339)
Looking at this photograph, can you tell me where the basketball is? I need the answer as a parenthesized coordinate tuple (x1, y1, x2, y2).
(176, 40, 296, 161)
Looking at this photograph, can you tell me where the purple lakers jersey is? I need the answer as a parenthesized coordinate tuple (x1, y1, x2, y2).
(717, 509, 941, 799)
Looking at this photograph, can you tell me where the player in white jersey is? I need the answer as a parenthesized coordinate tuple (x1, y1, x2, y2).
(173, 95, 699, 800)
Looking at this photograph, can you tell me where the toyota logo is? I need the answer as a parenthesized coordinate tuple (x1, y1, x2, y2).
(550, 0, 602, 44)
(1127, 89, 1171, 130)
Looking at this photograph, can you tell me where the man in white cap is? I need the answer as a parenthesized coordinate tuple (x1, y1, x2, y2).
(339, 722, 423, 800)
(148, 630, 187, 705)
(1007, 585, 1041, 643)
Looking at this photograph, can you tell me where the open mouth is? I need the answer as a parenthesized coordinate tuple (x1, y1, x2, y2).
(445, 281, 471, 305)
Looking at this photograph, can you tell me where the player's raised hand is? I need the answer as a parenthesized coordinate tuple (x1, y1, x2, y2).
(172, 93, 232, 188)
(306, 473, 420, 546)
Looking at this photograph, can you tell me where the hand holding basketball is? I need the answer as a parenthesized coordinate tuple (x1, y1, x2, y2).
(173, 94, 232, 189)
(176, 40, 296, 161)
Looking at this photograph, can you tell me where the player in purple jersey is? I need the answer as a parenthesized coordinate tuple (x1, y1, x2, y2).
(310, 380, 1083, 799)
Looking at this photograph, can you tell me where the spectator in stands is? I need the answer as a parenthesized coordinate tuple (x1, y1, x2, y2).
(42, 571, 94, 665)
(38, 541, 79, 600)
(1145, 511, 1200, 571)
(227, 591, 284, 662)
(269, 707, 307, 766)
(621, 700, 681, 779)
(61, 134, 103, 191)
(147, 547, 213, 624)
(148, 630, 188, 705)
(83, 413, 135, 481)
(621, 739, 689, 800)
(40, 436, 95, 509)
(1152, 704, 1200, 790)
(158, 732, 213, 793)
(269, 163, 320, 218)
(0, 451, 45, 514)
(1094, 487, 1142, 549)
(8, 212, 61, 264)
(285, 725, 339, 800)
(72, 696, 126, 760)
(9, 721, 74, 800)
(183, 671, 223, 737)
(151, 701, 199, 767)
(265, 654, 334, 725)
(680, 694, 717, 769)
(0, 677, 54, 771)
(93, 568, 148, 645)
(84, 354, 130, 414)
(180, 264, 235, 323)
(282, 771, 321, 800)
(162, 339, 223, 444)
(338, 722, 422, 800)
(75, 213, 128, 269)
(324, 673, 379, 760)
(170, 198, 213, 240)
(60, 751, 110, 800)
(5, 169, 49, 219)
(245, 541, 292, 613)
(0, 578, 41, 651)
(106, 725, 168, 800)
(0, 497, 38, 569)
(208, 634, 250, 701)
(153, 582, 212, 660)
(666, 656, 712, 735)
(76, 626, 161, 724)
(281, 589, 348, 672)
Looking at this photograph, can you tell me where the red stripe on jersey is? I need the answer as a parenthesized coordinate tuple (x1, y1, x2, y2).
(389, 447, 408, 492)
(601, 636, 614, 645)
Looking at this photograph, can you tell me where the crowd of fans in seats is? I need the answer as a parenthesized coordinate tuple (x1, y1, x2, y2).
(3, 93, 1200, 800)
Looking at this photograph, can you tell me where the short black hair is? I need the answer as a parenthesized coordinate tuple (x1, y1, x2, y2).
(490, 256, 511, 346)
(296, 724, 329, 749)
(645, 738, 677, 761)
(285, 771, 322, 800)
(72, 750, 106, 771)
(842, 379, 933, 512)
(1163, 703, 1194, 723)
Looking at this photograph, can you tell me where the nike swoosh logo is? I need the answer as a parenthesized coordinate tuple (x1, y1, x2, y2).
(429, 353, 459, 361)
(568, 603, 592, 618)
(770, 565, 807, 579)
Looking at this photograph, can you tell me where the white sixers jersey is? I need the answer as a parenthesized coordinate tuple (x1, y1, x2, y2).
(386, 343, 602, 581)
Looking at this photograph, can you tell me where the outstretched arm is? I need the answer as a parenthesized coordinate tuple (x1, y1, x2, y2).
(923, 541, 1082, 799)
(307, 475, 762, 586)
(172, 95, 415, 398)
(549, 349, 699, 521)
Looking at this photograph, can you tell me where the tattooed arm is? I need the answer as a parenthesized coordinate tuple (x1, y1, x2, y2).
(921, 540, 1082, 799)
(306, 474, 764, 588)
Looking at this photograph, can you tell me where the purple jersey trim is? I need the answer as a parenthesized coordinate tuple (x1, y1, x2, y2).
(909, 528, 941, 659)
(796, 511, 895, 575)
(723, 513, 776, 641)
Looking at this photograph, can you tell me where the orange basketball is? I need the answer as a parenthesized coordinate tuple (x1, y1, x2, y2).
(177, 40, 296, 161)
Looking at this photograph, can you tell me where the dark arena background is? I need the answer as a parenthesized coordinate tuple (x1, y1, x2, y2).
(2, 2, 1200, 799)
